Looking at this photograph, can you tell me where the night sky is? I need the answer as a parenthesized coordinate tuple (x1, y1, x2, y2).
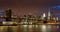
(0, 0, 60, 18)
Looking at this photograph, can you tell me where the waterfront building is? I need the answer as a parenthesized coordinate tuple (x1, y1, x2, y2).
(0, 10, 5, 21)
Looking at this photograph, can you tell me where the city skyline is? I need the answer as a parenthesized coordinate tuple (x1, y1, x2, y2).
(0, 8, 60, 17)
(0, 0, 60, 32)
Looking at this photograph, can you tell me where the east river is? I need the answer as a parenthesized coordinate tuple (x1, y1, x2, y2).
(0, 24, 60, 32)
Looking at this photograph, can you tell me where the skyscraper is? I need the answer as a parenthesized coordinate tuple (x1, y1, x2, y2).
(0, 10, 5, 21)
(48, 9, 51, 20)
(5, 9, 12, 21)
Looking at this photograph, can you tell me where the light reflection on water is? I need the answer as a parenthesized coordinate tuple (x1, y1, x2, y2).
(0, 24, 60, 32)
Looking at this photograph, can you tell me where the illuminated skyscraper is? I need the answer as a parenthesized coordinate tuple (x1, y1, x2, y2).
(48, 11, 50, 17)
(48, 9, 51, 20)
(41, 13, 46, 19)
(56, 17, 59, 21)
(43, 13, 46, 18)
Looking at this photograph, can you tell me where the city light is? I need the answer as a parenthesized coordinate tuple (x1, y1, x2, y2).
(29, 25, 32, 28)
(56, 17, 59, 21)
(2, 22, 13, 25)
(0, 8, 59, 25)
(43, 13, 46, 17)
(42, 25, 46, 29)
(23, 25, 27, 27)
(35, 25, 38, 28)
(41, 25, 46, 32)
(0, 0, 60, 32)
(23, 22, 28, 24)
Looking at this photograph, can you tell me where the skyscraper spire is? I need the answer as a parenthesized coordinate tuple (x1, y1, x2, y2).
(48, 8, 50, 17)
(48, 8, 51, 20)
